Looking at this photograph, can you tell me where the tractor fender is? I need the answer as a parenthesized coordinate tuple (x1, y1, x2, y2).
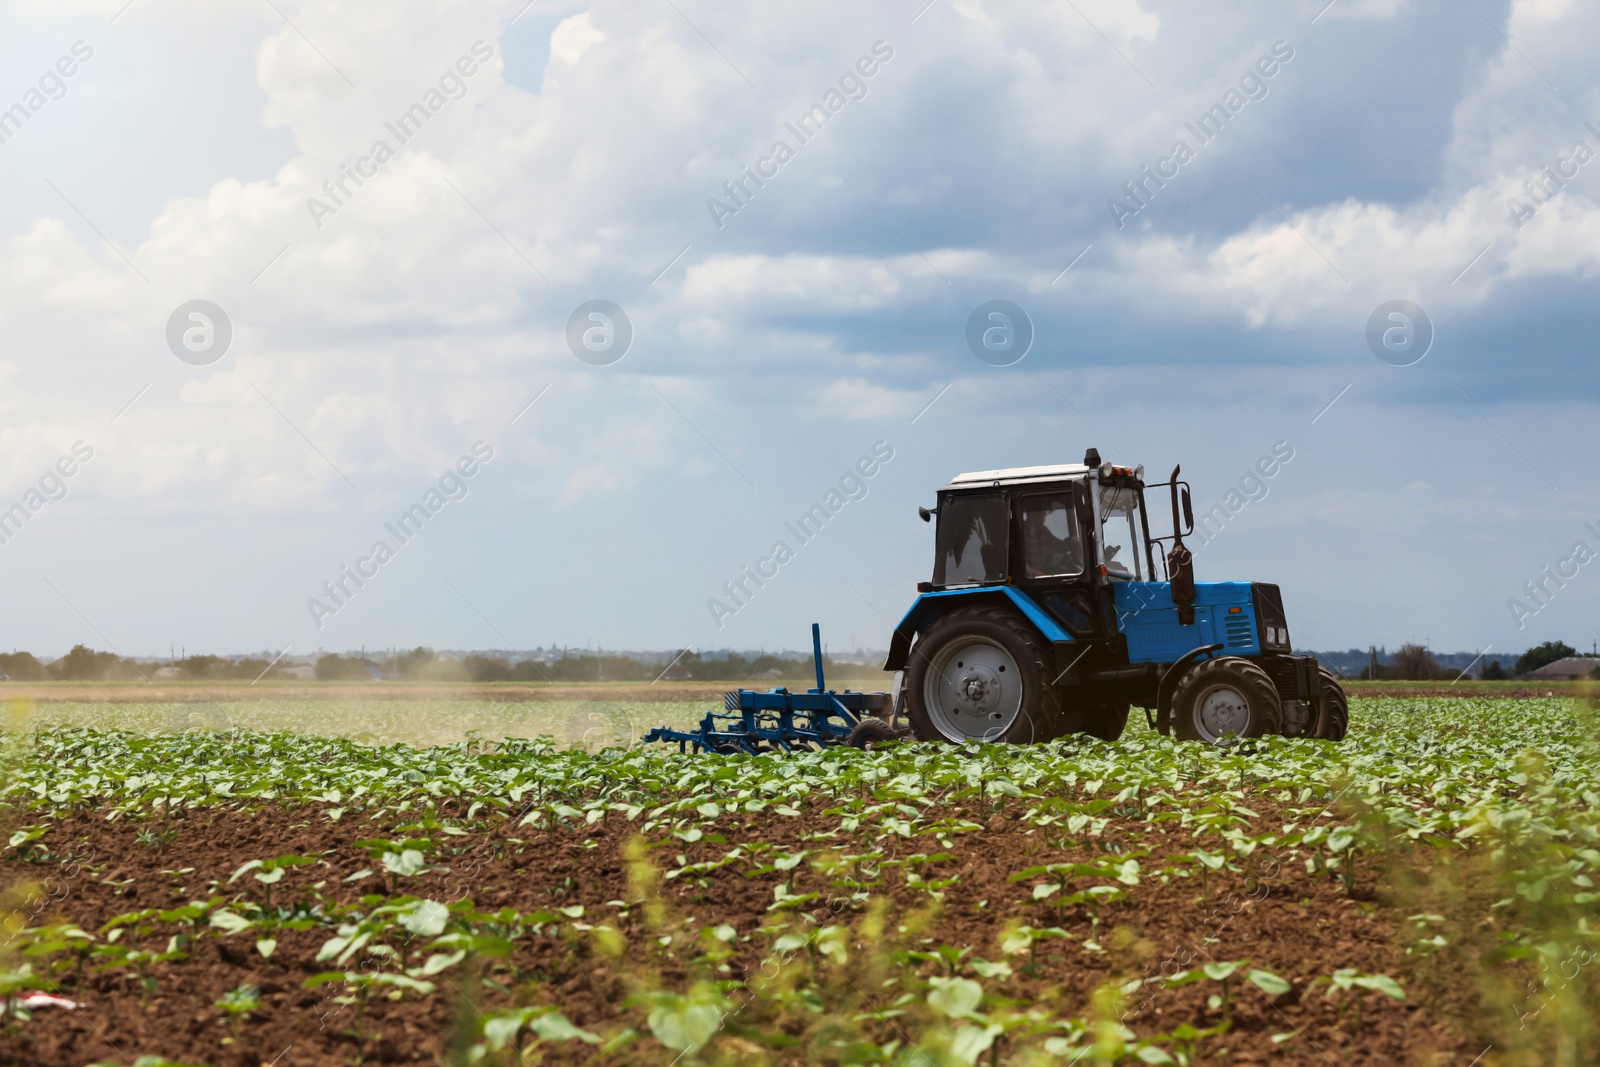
(1155, 643, 1225, 735)
(881, 587, 1073, 672)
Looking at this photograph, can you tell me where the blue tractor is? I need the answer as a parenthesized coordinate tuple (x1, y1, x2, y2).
(866, 448, 1349, 746)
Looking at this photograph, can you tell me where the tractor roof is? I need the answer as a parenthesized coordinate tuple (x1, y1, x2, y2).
(943, 463, 1092, 491)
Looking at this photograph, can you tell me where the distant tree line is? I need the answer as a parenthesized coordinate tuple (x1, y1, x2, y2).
(0, 647, 282, 682)
(0, 644, 871, 684)
(1357, 640, 1595, 681)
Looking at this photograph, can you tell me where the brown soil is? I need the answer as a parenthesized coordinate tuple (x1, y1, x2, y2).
(0, 798, 1469, 1066)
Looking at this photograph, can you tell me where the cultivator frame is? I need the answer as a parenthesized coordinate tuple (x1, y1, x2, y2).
(642, 624, 897, 754)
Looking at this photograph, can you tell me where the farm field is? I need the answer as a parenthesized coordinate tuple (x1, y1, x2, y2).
(12, 700, 709, 751)
(0, 694, 1595, 1066)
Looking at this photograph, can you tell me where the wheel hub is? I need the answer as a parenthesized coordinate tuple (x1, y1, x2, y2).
(1196, 684, 1250, 741)
(956, 666, 1002, 713)
(922, 636, 1025, 742)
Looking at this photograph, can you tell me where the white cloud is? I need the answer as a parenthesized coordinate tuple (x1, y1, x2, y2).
(1316, 0, 1413, 20)
(813, 378, 928, 419)
(549, 12, 604, 67)
(1513, 0, 1575, 27)
(680, 252, 981, 311)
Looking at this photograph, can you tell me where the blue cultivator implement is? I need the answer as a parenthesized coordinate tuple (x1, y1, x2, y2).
(642, 625, 901, 754)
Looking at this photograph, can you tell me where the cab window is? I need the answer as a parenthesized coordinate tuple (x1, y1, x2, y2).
(934, 493, 1008, 585)
(1099, 483, 1144, 580)
(1020, 492, 1084, 578)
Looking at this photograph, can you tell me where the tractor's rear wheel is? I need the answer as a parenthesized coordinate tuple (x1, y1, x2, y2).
(905, 607, 1061, 744)
(1171, 657, 1283, 744)
(1313, 667, 1349, 741)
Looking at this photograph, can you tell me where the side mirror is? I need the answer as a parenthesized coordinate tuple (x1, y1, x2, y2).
(1180, 486, 1194, 534)
(918, 506, 935, 523)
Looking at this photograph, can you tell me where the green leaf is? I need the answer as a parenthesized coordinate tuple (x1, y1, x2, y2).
(383, 849, 427, 877)
(526, 1010, 601, 1043)
(209, 910, 252, 935)
(1247, 968, 1291, 996)
(400, 900, 449, 938)
(773, 934, 807, 954)
(482, 1014, 523, 1051)
(926, 976, 983, 1018)
(1001, 929, 1035, 954)
(1353, 973, 1406, 1000)
(647, 996, 726, 1054)
(227, 860, 264, 884)
(7, 827, 48, 848)
(372, 973, 435, 995)
(412, 950, 466, 977)
(303, 971, 350, 989)
(950, 1022, 1003, 1064)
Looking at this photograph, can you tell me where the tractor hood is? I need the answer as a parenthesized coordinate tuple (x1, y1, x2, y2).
(1113, 581, 1290, 664)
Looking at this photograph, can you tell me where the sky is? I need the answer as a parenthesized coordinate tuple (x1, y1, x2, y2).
(0, 0, 1596, 662)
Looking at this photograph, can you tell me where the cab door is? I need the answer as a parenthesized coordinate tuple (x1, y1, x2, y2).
(1013, 486, 1101, 639)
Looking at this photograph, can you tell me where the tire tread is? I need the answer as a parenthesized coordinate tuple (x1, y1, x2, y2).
(1170, 657, 1284, 742)
(1315, 667, 1350, 742)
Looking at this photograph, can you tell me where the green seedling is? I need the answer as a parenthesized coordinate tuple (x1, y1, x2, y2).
(1308, 968, 1404, 1031)
(214, 983, 261, 1041)
(227, 855, 318, 907)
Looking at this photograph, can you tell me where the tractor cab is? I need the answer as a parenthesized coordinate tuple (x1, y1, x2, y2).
(915, 453, 1164, 644)
(929, 461, 1151, 578)
(885, 449, 1348, 747)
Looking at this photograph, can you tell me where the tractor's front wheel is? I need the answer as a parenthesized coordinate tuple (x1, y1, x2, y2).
(1171, 657, 1283, 744)
(905, 607, 1061, 744)
(1313, 667, 1349, 741)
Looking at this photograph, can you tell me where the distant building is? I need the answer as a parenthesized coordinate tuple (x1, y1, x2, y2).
(280, 664, 316, 680)
(153, 666, 181, 679)
(1529, 657, 1600, 681)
